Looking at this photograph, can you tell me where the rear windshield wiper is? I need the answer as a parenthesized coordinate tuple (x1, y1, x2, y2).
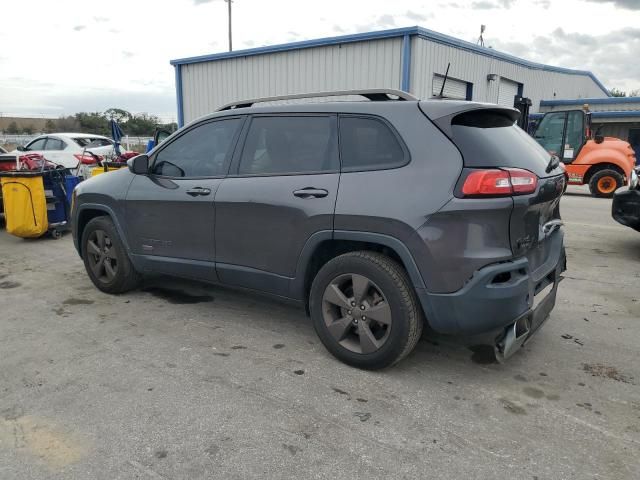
(546, 154, 560, 173)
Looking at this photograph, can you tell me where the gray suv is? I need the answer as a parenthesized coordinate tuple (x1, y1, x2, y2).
(72, 89, 566, 369)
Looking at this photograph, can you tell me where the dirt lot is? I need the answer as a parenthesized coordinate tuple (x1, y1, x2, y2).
(0, 187, 639, 479)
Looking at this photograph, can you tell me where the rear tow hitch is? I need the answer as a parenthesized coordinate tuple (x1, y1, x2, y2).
(495, 316, 531, 363)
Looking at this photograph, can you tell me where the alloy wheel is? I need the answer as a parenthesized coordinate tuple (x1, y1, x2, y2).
(86, 229, 118, 283)
(321, 273, 392, 354)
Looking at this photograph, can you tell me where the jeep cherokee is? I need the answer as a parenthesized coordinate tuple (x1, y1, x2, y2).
(72, 89, 566, 369)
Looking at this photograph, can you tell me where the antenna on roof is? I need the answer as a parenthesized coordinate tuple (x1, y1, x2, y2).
(477, 25, 486, 47)
(437, 62, 451, 98)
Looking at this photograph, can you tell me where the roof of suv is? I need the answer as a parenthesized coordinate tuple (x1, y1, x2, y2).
(192, 98, 517, 125)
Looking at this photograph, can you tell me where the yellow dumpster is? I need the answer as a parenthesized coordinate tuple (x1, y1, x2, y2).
(0, 172, 49, 238)
(91, 162, 127, 177)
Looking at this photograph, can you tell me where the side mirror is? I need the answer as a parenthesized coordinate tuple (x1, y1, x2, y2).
(594, 135, 604, 144)
(127, 154, 149, 175)
(16, 146, 26, 152)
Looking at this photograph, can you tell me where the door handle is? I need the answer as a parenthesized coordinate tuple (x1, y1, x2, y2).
(186, 187, 211, 197)
(293, 188, 329, 199)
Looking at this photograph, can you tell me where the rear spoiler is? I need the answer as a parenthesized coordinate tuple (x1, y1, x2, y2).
(419, 101, 520, 138)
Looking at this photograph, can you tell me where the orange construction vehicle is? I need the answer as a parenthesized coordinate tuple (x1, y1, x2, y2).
(532, 106, 637, 197)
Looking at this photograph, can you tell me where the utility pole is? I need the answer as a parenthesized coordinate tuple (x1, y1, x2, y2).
(225, 0, 233, 51)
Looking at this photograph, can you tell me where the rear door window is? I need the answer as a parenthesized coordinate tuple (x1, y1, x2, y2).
(238, 116, 337, 175)
(26, 138, 47, 151)
(44, 138, 66, 151)
(151, 118, 242, 178)
(338, 116, 407, 171)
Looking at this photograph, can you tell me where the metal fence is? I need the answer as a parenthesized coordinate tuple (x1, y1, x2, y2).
(0, 134, 153, 148)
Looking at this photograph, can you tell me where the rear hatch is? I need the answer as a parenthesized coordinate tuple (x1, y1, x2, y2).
(422, 102, 566, 272)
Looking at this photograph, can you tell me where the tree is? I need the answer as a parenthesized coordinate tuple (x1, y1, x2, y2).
(45, 119, 56, 133)
(104, 108, 132, 123)
(75, 112, 109, 135)
(6, 121, 19, 134)
(629, 89, 640, 98)
(125, 113, 161, 136)
(57, 115, 80, 132)
(21, 124, 34, 135)
(609, 88, 626, 97)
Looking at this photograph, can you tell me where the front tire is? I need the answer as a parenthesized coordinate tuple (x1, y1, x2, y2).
(81, 216, 140, 294)
(589, 169, 623, 198)
(309, 251, 423, 370)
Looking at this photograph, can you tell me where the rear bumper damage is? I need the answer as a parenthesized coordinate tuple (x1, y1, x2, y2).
(612, 188, 640, 232)
(416, 230, 565, 358)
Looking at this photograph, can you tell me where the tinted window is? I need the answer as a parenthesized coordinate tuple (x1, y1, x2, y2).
(339, 116, 406, 171)
(26, 138, 46, 151)
(450, 110, 558, 177)
(44, 138, 65, 151)
(239, 116, 336, 175)
(152, 119, 241, 177)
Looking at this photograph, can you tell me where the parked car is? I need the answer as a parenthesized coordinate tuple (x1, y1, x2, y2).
(0, 146, 7, 154)
(612, 168, 640, 232)
(9, 133, 117, 177)
(71, 89, 567, 369)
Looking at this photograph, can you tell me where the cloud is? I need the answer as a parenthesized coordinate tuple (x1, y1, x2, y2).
(122, 51, 135, 58)
(377, 14, 396, 27)
(332, 25, 345, 33)
(73, 25, 86, 31)
(490, 26, 640, 91)
(584, 0, 640, 9)
(193, 0, 214, 4)
(472, 0, 516, 7)
(472, 1, 499, 8)
(93, 16, 109, 23)
(535, 0, 551, 8)
(405, 10, 429, 21)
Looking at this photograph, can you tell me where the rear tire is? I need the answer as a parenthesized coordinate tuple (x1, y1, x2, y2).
(309, 251, 423, 370)
(81, 216, 140, 294)
(589, 169, 623, 198)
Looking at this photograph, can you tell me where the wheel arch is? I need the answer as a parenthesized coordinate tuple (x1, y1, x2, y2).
(291, 231, 426, 312)
(583, 162, 625, 185)
(75, 203, 131, 257)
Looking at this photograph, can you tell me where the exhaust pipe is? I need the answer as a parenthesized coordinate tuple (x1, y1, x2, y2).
(495, 316, 530, 363)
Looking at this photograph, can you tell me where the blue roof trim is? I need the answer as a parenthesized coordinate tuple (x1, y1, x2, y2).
(531, 110, 640, 119)
(541, 97, 640, 106)
(170, 26, 610, 97)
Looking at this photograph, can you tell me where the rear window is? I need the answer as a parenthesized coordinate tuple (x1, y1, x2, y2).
(74, 137, 112, 148)
(449, 109, 554, 176)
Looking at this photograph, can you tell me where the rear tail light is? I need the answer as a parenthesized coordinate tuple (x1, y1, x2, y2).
(74, 153, 101, 165)
(460, 168, 538, 197)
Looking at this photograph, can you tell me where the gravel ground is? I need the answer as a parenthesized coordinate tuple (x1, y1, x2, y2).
(0, 186, 639, 479)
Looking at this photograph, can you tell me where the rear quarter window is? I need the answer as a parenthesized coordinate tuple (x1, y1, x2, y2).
(338, 116, 408, 172)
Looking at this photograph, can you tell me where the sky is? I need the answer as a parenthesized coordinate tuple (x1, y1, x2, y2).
(1, 0, 639, 121)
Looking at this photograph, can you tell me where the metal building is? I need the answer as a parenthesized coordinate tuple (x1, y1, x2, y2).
(170, 26, 610, 127)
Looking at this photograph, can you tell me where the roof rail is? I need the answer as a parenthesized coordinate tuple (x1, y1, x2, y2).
(217, 89, 418, 111)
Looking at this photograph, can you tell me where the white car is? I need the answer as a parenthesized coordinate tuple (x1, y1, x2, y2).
(0, 145, 7, 154)
(11, 133, 118, 178)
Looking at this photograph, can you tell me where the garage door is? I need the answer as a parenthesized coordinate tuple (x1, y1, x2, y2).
(497, 78, 519, 107)
(432, 74, 468, 100)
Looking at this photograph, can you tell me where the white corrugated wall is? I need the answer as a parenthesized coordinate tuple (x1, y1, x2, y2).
(180, 38, 403, 123)
(409, 37, 606, 113)
(178, 34, 609, 124)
